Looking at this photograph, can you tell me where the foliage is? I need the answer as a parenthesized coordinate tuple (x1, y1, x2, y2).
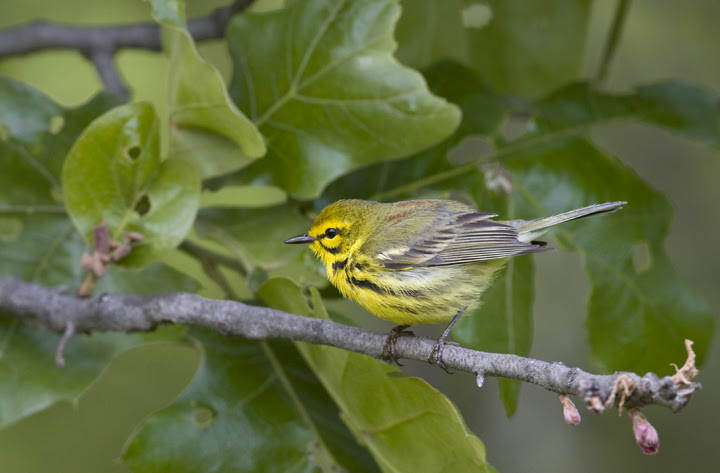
(0, 0, 717, 471)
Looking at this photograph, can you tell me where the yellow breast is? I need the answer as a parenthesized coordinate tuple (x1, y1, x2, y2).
(325, 253, 507, 326)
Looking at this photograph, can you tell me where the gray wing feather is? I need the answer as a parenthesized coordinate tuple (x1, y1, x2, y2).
(378, 209, 549, 269)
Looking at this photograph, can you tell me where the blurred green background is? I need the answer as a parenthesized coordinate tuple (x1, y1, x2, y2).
(1, 0, 718, 472)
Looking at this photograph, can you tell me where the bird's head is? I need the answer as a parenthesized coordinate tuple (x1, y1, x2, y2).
(284, 199, 376, 267)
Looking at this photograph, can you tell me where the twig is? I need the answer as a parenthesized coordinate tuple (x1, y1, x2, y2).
(190, 0, 255, 41)
(0, 0, 255, 98)
(0, 276, 700, 414)
(55, 320, 75, 368)
(594, 0, 632, 85)
(84, 50, 129, 99)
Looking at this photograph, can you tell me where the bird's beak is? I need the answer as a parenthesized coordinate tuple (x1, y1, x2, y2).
(284, 233, 316, 244)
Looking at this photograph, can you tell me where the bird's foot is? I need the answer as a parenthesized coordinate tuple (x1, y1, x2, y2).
(428, 339, 460, 373)
(381, 325, 414, 365)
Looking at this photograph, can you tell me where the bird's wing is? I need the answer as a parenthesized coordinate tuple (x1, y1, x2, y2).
(363, 203, 549, 270)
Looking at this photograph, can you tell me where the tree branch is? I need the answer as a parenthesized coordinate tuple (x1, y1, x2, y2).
(0, 0, 254, 98)
(0, 276, 699, 414)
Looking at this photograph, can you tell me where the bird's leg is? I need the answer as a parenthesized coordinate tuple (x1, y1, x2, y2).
(381, 324, 414, 365)
(428, 307, 467, 373)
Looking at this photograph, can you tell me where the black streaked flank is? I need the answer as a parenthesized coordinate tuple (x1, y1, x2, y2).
(387, 304, 419, 315)
(349, 276, 425, 298)
(349, 276, 387, 295)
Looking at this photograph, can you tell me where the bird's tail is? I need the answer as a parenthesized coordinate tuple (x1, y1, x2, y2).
(507, 201, 626, 243)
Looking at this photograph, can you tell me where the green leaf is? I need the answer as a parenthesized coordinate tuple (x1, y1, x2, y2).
(227, 0, 461, 199)
(257, 278, 491, 473)
(424, 60, 509, 139)
(503, 138, 714, 373)
(0, 75, 64, 145)
(466, 0, 592, 97)
(0, 79, 113, 287)
(62, 102, 201, 268)
(534, 81, 720, 148)
(167, 28, 267, 179)
(633, 82, 720, 147)
(321, 60, 508, 204)
(199, 185, 287, 209)
(0, 79, 120, 212)
(397, 0, 593, 97)
(395, 0, 470, 70)
(0, 317, 152, 428)
(124, 328, 379, 472)
(0, 261, 196, 429)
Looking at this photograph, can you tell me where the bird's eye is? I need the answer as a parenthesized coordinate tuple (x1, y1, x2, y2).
(325, 228, 339, 239)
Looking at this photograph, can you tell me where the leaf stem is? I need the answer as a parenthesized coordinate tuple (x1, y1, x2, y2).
(595, 0, 632, 86)
(371, 162, 476, 201)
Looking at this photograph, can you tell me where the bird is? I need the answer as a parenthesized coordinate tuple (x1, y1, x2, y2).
(285, 199, 625, 370)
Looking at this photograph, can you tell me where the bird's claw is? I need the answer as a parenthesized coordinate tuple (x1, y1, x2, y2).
(381, 325, 414, 365)
(428, 340, 460, 373)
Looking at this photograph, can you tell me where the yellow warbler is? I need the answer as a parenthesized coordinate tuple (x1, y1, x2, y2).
(285, 199, 624, 369)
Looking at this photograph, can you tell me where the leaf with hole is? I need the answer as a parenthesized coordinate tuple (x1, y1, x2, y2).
(124, 329, 380, 472)
(62, 102, 201, 268)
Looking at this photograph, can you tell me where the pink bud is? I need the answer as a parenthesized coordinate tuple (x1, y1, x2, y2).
(559, 394, 581, 425)
(630, 409, 660, 455)
(127, 232, 145, 241)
